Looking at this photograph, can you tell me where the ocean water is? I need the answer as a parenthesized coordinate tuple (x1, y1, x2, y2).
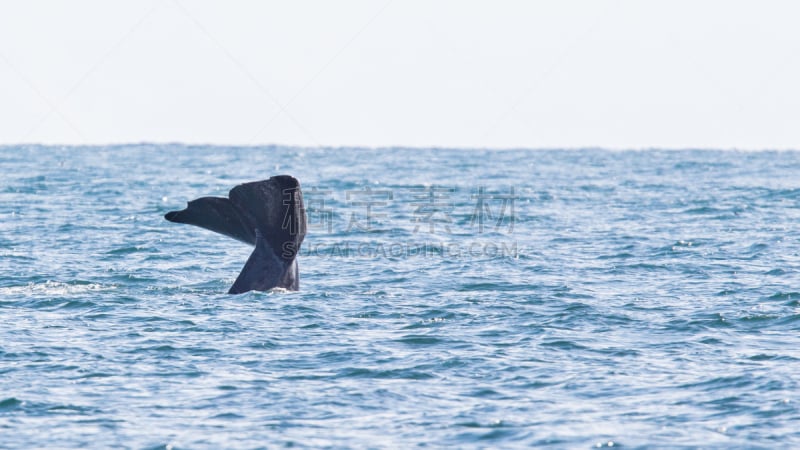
(1, 146, 800, 449)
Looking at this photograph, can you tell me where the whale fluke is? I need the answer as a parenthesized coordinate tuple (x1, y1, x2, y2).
(165, 175, 306, 294)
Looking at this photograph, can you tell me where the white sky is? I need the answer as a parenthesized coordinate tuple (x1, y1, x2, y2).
(1, 0, 799, 149)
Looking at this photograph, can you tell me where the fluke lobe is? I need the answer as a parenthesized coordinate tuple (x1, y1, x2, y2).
(164, 175, 306, 294)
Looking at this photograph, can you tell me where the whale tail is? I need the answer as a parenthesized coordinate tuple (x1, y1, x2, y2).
(165, 175, 305, 293)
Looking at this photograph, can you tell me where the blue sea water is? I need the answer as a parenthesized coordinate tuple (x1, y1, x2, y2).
(1, 145, 800, 448)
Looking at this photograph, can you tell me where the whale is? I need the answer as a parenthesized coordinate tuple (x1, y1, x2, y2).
(164, 175, 306, 294)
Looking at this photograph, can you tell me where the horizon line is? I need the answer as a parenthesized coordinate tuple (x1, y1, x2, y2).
(1, 142, 798, 152)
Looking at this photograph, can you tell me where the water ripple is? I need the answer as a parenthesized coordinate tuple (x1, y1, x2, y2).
(2, 146, 800, 448)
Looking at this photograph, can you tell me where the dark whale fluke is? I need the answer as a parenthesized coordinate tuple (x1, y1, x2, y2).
(164, 175, 305, 294)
